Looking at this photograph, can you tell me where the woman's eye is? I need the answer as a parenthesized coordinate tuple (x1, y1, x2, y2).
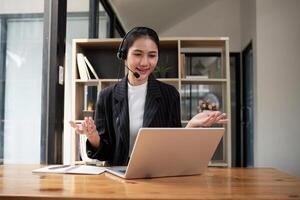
(149, 54, 157, 58)
(133, 53, 142, 56)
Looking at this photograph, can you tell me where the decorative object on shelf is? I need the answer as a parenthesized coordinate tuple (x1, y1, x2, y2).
(154, 65, 171, 78)
(82, 101, 94, 118)
(192, 59, 208, 76)
(185, 53, 222, 79)
(197, 93, 220, 112)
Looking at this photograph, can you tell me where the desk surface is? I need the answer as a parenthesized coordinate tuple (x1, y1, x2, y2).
(0, 165, 299, 200)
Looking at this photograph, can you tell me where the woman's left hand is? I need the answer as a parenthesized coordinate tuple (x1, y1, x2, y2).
(186, 111, 228, 128)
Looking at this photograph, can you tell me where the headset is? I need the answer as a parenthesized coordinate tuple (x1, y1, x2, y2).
(117, 28, 137, 60)
(117, 27, 141, 78)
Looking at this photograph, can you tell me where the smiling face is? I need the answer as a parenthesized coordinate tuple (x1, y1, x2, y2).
(125, 37, 159, 86)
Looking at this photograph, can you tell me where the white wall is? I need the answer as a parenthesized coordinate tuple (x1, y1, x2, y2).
(240, 0, 258, 167)
(240, 0, 256, 49)
(0, 0, 43, 14)
(255, 0, 300, 177)
(0, 0, 90, 14)
(161, 0, 241, 52)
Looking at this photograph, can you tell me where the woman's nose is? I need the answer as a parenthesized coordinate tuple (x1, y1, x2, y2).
(140, 55, 149, 66)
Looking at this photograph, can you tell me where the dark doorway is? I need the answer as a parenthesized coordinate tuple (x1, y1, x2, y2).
(241, 42, 254, 167)
(230, 53, 241, 167)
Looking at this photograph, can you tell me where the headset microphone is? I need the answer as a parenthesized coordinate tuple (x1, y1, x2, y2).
(126, 65, 140, 78)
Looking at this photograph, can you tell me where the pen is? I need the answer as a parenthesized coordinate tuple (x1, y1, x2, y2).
(48, 165, 71, 170)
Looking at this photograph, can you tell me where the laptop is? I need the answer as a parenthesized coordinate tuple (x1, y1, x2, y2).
(105, 127, 224, 179)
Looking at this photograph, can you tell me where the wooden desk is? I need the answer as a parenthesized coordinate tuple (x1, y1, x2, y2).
(0, 165, 299, 200)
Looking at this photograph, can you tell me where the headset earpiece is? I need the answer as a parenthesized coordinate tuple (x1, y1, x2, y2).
(117, 33, 128, 60)
(117, 41, 125, 60)
(117, 49, 124, 60)
(117, 28, 137, 60)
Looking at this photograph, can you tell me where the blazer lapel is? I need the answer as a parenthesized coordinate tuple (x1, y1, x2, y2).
(112, 74, 161, 141)
(113, 76, 129, 146)
(143, 74, 162, 127)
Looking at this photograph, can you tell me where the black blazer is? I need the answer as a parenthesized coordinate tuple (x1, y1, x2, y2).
(86, 74, 181, 166)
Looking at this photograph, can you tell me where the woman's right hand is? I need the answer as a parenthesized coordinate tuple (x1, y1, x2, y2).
(69, 117, 100, 149)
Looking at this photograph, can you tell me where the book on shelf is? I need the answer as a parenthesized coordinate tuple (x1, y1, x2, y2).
(84, 56, 99, 79)
(180, 53, 186, 78)
(77, 53, 89, 80)
(77, 53, 100, 80)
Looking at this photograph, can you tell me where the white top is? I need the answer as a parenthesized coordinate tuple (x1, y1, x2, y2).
(127, 81, 148, 156)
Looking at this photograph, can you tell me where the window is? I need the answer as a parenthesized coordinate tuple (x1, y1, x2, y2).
(0, 1, 44, 164)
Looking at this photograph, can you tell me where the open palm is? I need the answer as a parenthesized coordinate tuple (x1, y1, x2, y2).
(186, 111, 228, 128)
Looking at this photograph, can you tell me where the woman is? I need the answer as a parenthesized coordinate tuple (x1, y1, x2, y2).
(70, 27, 227, 166)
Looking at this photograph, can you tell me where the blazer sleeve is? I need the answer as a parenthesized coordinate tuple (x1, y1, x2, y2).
(86, 88, 112, 161)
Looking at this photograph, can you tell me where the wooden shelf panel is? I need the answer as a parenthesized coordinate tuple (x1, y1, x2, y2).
(75, 38, 180, 50)
(75, 79, 100, 86)
(157, 78, 179, 82)
(180, 38, 227, 48)
(100, 79, 119, 83)
(75, 79, 119, 83)
(180, 47, 223, 53)
(75, 79, 181, 84)
(159, 39, 179, 48)
(181, 78, 227, 84)
(74, 38, 121, 49)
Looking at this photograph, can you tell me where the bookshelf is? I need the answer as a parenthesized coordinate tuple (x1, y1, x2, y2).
(70, 37, 231, 167)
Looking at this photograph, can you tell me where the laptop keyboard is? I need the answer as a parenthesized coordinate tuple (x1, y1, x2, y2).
(109, 166, 127, 174)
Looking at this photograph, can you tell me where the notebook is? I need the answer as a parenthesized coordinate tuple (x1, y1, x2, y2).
(32, 165, 106, 175)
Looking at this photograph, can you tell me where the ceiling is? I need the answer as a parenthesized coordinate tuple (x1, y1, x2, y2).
(108, 0, 217, 34)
